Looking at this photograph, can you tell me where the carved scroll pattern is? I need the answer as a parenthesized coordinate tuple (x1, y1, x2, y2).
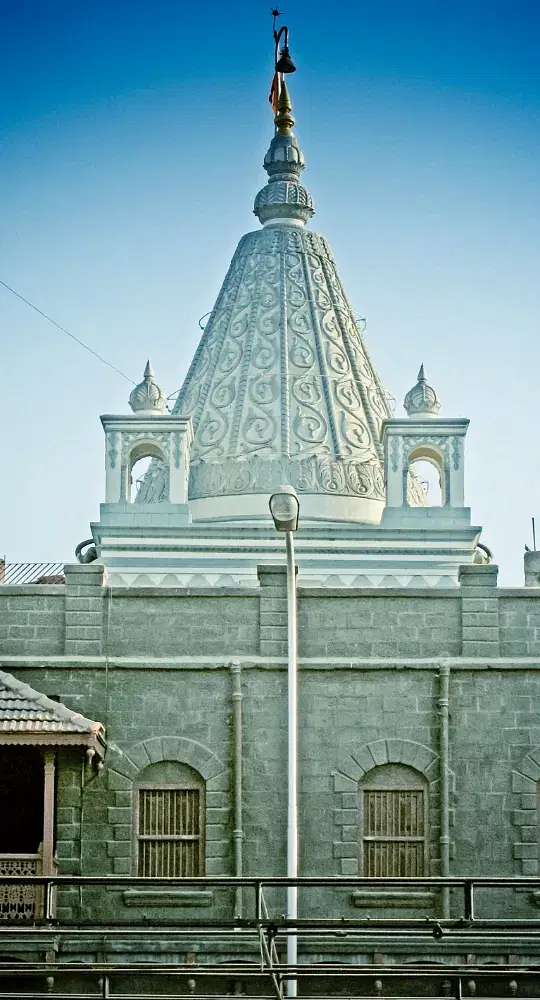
(189, 454, 385, 501)
(141, 225, 392, 502)
(286, 248, 329, 456)
(194, 251, 258, 459)
(321, 254, 390, 440)
(177, 251, 247, 423)
(238, 250, 281, 456)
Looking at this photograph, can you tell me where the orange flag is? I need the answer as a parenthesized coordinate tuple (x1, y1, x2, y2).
(269, 72, 279, 114)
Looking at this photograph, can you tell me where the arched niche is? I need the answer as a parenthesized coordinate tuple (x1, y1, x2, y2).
(407, 443, 446, 508)
(127, 440, 167, 503)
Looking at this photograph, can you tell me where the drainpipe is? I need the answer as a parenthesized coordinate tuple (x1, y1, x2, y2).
(231, 660, 244, 919)
(438, 662, 451, 919)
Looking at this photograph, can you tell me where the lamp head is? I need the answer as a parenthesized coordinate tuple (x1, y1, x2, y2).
(269, 486, 300, 532)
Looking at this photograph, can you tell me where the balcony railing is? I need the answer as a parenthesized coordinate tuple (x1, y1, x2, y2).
(0, 854, 42, 921)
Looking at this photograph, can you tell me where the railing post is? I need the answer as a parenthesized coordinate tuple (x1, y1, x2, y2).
(255, 881, 262, 921)
(98, 976, 110, 998)
(44, 880, 54, 922)
(464, 880, 475, 922)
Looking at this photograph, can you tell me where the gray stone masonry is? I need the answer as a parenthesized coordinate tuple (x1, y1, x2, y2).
(458, 564, 499, 657)
(500, 595, 540, 656)
(257, 564, 293, 656)
(64, 564, 105, 656)
(106, 590, 259, 656)
(0, 585, 64, 655)
(297, 591, 461, 657)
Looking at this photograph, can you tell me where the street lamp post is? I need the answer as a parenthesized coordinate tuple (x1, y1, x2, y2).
(269, 486, 300, 998)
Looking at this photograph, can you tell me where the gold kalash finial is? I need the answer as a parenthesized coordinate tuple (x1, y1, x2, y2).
(269, 10, 297, 135)
(275, 78, 295, 134)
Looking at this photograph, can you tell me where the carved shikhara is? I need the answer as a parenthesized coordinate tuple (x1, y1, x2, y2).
(138, 226, 392, 504)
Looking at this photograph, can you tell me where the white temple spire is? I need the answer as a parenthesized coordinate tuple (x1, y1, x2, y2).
(138, 70, 393, 524)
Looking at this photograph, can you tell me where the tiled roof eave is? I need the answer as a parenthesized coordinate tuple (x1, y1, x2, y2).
(0, 669, 105, 741)
(0, 729, 105, 756)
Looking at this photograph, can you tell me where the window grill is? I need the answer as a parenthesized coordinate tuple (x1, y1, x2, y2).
(137, 788, 202, 877)
(363, 789, 425, 877)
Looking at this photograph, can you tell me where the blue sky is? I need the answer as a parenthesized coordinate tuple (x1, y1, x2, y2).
(1, 0, 539, 582)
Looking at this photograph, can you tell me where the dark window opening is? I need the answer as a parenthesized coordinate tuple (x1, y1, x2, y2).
(0, 748, 44, 854)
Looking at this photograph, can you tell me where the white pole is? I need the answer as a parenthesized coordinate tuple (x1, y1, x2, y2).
(285, 529, 298, 997)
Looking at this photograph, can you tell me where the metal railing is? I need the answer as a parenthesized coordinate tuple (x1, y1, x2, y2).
(0, 873, 539, 930)
(0, 876, 539, 998)
(0, 965, 538, 1000)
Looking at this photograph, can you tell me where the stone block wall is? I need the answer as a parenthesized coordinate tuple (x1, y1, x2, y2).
(2, 567, 540, 662)
(257, 565, 289, 656)
(106, 590, 259, 657)
(500, 596, 540, 656)
(0, 586, 64, 654)
(298, 592, 461, 657)
(64, 564, 105, 656)
(458, 564, 500, 656)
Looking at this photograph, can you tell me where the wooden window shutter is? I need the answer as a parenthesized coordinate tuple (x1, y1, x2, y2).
(136, 787, 203, 877)
(363, 788, 426, 877)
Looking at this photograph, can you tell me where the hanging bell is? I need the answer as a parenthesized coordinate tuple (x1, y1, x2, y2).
(275, 45, 296, 74)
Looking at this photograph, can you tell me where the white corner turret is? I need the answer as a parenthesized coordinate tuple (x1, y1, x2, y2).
(89, 359, 194, 580)
(382, 365, 470, 520)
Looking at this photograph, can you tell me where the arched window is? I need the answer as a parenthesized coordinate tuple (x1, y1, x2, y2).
(127, 441, 167, 503)
(359, 764, 427, 877)
(407, 444, 445, 508)
(133, 762, 205, 877)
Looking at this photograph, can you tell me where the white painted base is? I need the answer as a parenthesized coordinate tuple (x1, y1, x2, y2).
(91, 508, 482, 590)
(189, 493, 385, 525)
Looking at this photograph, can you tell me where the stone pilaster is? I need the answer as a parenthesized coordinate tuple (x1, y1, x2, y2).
(524, 550, 540, 586)
(257, 564, 290, 657)
(63, 563, 105, 655)
(458, 563, 499, 657)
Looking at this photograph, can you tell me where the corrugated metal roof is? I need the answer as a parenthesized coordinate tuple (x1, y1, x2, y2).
(1, 563, 64, 584)
(0, 671, 103, 734)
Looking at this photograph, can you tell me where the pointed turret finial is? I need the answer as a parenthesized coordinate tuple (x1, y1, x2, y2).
(404, 364, 441, 418)
(129, 360, 167, 415)
(275, 79, 295, 135)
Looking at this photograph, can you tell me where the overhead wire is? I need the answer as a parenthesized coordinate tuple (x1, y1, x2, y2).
(0, 278, 136, 384)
